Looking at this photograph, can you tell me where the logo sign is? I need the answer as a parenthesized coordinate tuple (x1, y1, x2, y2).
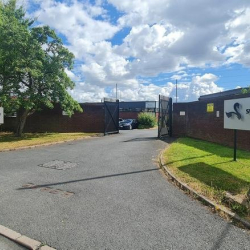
(207, 103, 214, 112)
(0, 107, 4, 124)
(224, 97, 250, 131)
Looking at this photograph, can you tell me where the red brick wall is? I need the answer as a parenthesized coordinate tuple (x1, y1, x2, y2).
(173, 94, 250, 151)
(1, 103, 105, 133)
(1, 117, 17, 132)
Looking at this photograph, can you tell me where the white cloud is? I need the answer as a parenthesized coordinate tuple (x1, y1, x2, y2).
(25, 0, 250, 102)
(170, 75, 182, 81)
(119, 73, 222, 102)
(110, 0, 250, 66)
(226, 8, 250, 44)
(68, 82, 107, 103)
(33, 0, 119, 44)
(67, 72, 222, 103)
(186, 74, 223, 100)
(115, 24, 184, 76)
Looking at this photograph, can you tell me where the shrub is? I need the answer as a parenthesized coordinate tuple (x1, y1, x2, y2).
(138, 112, 157, 129)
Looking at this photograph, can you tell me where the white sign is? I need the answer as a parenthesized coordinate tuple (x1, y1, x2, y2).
(180, 111, 185, 116)
(104, 97, 117, 102)
(224, 97, 250, 131)
(0, 107, 4, 124)
(145, 101, 156, 109)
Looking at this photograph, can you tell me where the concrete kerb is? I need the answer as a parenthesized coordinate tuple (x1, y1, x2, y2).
(0, 134, 102, 153)
(0, 225, 56, 250)
(158, 150, 250, 230)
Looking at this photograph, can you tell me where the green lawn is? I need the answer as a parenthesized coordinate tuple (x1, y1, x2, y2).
(0, 132, 97, 151)
(163, 138, 250, 203)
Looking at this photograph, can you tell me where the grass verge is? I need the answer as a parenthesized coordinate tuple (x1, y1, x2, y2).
(0, 132, 97, 151)
(163, 137, 250, 216)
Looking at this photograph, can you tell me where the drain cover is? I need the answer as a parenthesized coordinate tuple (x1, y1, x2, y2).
(39, 160, 77, 170)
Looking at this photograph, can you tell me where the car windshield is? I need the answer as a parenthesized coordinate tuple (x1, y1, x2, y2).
(123, 119, 132, 123)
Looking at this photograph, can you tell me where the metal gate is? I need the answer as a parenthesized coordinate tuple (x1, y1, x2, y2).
(104, 98, 119, 135)
(158, 95, 172, 138)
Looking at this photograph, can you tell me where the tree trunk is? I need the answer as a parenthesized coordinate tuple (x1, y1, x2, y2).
(16, 109, 29, 137)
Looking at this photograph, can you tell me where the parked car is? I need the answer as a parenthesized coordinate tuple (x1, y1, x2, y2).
(119, 119, 138, 130)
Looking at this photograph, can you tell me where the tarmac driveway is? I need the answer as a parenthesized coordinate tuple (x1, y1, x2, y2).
(0, 129, 249, 250)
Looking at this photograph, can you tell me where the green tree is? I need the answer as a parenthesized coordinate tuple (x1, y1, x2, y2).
(138, 112, 157, 129)
(0, 0, 82, 136)
(242, 86, 250, 94)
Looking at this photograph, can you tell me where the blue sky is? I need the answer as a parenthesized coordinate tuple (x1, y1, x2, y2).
(23, 0, 250, 102)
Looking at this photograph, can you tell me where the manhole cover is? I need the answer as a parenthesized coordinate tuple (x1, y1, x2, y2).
(39, 160, 77, 170)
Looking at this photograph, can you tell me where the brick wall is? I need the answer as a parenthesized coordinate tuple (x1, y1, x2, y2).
(1, 103, 105, 133)
(173, 93, 250, 151)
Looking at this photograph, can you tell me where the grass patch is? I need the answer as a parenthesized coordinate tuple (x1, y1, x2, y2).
(0, 132, 97, 150)
(163, 137, 250, 208)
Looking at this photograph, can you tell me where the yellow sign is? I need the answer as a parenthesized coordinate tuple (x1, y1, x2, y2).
(207, 103, 214, 112)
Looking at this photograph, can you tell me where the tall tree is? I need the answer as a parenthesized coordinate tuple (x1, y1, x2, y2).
(0, 0, 82, 136)
(242, 87, 250, 94)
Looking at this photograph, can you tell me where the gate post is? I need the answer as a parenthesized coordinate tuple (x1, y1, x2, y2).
(158, 94, 160, 138)
(169, 97, 173, 137)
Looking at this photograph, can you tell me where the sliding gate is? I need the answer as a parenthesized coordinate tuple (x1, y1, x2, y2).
(104, 98, 119, 135)
(158, 95, 172, 138)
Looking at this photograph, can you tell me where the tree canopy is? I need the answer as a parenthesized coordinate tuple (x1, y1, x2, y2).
(242, 87, 250, 94)
(0, 0, 82, 136)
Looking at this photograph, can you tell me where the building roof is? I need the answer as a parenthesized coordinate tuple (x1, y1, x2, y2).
(199, 88, 244, 100)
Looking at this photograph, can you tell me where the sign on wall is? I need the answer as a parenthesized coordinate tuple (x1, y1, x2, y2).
(207, 103, 214, 112)
(224, 97, 250, 131)
(0, 107, 4, 124)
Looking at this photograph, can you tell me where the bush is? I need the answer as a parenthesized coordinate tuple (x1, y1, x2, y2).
(138, 112, 157, 129)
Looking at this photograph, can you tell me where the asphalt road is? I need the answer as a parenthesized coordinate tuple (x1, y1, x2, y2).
(0, 129, 249, 250)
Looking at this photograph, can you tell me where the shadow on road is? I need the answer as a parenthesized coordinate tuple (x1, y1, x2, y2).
(17, 168, 159, 190)
(123, 137, 159, 142)
(123, 136, 176, 143)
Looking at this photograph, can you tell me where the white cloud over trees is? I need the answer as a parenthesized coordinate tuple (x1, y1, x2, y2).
(21, 0, 250, 102)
